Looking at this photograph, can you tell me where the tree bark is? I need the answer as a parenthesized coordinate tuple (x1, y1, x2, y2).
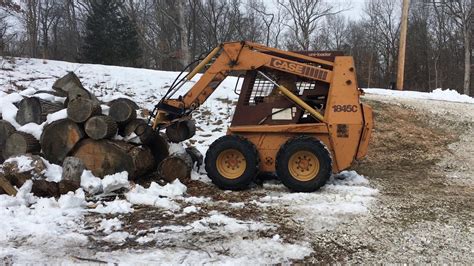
(3, 132, 41, 159)
(85, 115, 117, 140)
(72, 139, 156, 178)
(40, 119, 85, 164)
(463, 23, 470, 96)
(109, 98, 137, 124)
(67, 97, 102, 123)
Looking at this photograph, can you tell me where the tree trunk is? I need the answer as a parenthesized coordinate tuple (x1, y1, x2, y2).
(85, 115, 117, 140)
(158, 152, 193, 182)
(3, 132, 41, 159)
(16, 97, 64, 125)
(67, 97, 102, 123)
(72, 139, 156, 178)
(109, 98, 137, 124)
(463, 23, 470, 96)
(0, 120, 16, 162)
(40, 119, 85, 164)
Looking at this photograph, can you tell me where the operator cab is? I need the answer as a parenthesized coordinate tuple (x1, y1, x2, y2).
(231, 51, 343, 126)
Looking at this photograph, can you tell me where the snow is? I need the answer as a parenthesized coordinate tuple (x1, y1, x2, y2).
(183, 205, 199, 214)
(102, 232, 130, 243)
(365, 88, 474, 104)
(101, 171, 129, 194)
(91, 199, 133, 214)
(125, 180, 187, 211)
(80, 170, 103, 194)
(99, 217, 122, 234)
(4, 155, 34, 172)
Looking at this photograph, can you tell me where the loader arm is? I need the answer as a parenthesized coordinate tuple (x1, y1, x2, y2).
(153, 41, 335, 129)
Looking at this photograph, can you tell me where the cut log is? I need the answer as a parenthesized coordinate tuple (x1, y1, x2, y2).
(0, 120, 16, 162)
(61, 156, 85, 183)
(122, 119, 169, 164)
(109, 98, 137, 124)
(122, 119, 153, 142)
(67, 97, 102, 123)
(0, 175, 17, 196)
(158, 152, 193, 182)
(16, 97, 64, 125)
(72, 139, 156, 178)
(107, 98, 139, 110)
(85, 115, 117, 140)
(166, 120, 196, 143)
(41, 119, 85, 164)
(3, 132, 40, 158)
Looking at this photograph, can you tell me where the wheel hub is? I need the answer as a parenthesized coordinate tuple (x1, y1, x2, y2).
(216, 149, 246, 179)
(288, 151, 320, 181)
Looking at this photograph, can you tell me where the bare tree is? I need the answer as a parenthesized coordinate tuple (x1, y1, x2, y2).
(364, 0, 401, 88)
(278, 0, 347, 50)
(437, 0, 472, 95)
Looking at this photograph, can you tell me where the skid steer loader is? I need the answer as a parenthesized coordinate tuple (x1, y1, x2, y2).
(150, 41, 373, 192)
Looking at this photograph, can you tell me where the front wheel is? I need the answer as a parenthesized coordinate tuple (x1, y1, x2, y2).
(205, 135, 259, 190)
(276, 136, 332, 192)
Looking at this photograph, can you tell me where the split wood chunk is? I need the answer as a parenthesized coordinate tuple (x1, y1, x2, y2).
(53, 72, 95, 102)
(72, 139, 156, 178)
(61, 156, 85, 184)
(16, 97, 64, 125)
(85, 115, 117, 140)
(0, 120, 16, 162)
(158, 152, 193, 182)
(67, 97, 102, 123)
(109, 98, 137, 124)
(4, 132, 40, 159)
(53, 72, 83, 95)
(16, 97, 42, 125)
(40, 119, 85, 164)
(0, 176, 17, 196)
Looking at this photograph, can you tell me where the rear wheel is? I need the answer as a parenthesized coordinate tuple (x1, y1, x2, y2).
(205, 135, 259, 190)
(276, 136, 332, 192)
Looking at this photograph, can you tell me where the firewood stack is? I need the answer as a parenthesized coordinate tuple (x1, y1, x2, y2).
(0, 72, 201, 196)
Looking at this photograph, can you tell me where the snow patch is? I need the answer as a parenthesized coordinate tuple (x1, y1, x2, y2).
(125, 180, 186, 211)
(91, 199, 134, 214)
(102, 171, 129, 194)
(365, 88, 474, 104)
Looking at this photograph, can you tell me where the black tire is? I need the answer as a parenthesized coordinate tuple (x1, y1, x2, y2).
(205, 135, 259, 190)
(276, 136, 332, 192)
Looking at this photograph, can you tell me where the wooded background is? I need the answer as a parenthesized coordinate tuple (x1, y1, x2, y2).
(0, 0, 472, 96)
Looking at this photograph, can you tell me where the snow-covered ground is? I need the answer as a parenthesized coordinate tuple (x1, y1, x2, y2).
(0, 57, 472, 264)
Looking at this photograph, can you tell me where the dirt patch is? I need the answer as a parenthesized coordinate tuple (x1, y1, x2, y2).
(302, 97, 474, 263)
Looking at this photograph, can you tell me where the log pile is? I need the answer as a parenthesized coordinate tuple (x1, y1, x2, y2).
(0, 72, 201, 197)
